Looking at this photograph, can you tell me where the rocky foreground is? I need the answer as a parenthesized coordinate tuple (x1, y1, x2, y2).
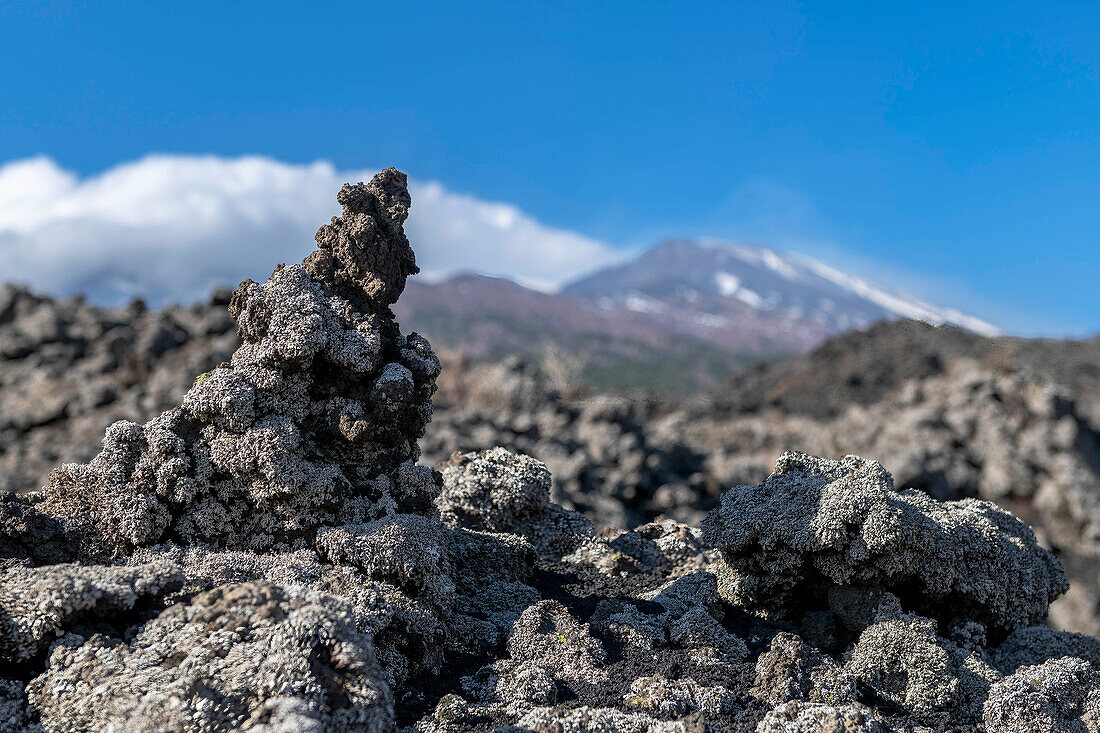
(2, 172, 1100, 731)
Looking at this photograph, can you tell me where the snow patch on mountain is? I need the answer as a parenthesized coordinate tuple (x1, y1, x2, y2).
(734, 288, 766, 309)
(714, 272, 740, 297)
(793, 255, 1000, 336)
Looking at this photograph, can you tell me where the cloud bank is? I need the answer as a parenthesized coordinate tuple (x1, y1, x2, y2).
(0, 155, 624, 304)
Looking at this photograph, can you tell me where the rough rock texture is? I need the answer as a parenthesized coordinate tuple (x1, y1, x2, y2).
(0, 494, 72, 565)
(3, 177, 1100, 732)
(6, 290, 1100, 635)
(0, 678, 35, 733)
(982, 656, 1100, 732)
(992, 625, 1100, 672)
(0, 285, 239, 497)
(509, 706, 707, 732)
(33, 168, 439, 563)
(426, 358, 717, 531)
(0, 560, 182, 663)
(752, 632, 855, 707)
(506, 600, 608, 685)
(694, 319, 1100, 428)
(26, 582, 394, 732)
(0, 173, 449, 732)
(439, 447, 593, 558)
(845, 616, 964, 723)
(672, 357, 1100, 637)
(755, 701, 887, 733)
(701, 452, 1068, 631)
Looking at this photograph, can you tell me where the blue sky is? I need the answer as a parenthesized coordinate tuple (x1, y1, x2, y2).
(1, 1, 1098, 335)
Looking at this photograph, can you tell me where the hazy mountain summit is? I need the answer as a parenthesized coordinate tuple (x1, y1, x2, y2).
(390, 238, 999, 390)
(564, 238, 999, 337)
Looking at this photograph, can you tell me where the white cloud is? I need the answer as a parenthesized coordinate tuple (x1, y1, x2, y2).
(0, 155, 625, 304)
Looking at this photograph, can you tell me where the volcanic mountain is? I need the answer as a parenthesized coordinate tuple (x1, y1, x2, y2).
(393, 238, 998, 390)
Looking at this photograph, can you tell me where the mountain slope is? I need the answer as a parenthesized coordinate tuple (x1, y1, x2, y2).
(393, 275, 758, 391)
(563, 239, 999, 336)
(390, 239, 1001, 391)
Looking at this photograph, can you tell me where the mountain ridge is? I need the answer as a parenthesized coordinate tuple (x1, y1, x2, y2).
(562, 238, 999, 336)
(392, 238, 999, 388)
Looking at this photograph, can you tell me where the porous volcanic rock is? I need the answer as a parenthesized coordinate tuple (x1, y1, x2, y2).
(0, 560, 182, 663)
(0, 284, 239, 497)
(35, 169, 440, 562)
(701, 451, 1068, 632)
(982, 656, 1100, 732)
(669, 357, 1100, 636)
(0, 171, 454, 731)
(6, 288, 1100, 638)
(755, 701, 887, 733)
(26, 582, 394, 732)
(2, 175, 1100, 732)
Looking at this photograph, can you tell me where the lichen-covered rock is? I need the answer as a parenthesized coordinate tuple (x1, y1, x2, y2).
(993, 624, 1100, 673)
(590, 599, 668, 651)
(0, 679, 36, 733)
(0, 493, 72, 565)
(444, 528, 541, 654)
(638, 572, 749, 664)
(755, 701, 887, 733)
(439, 447, 551, 531)
(316, 514, 455, 614)
(701, 451, 1068, 631)
(26, 582, 393, 732)
(506, 600, 608, 685)
(510, 705, 705, 733)
(0, 560, 181, 663)
(439, 448, 593, 558)
(753, 632, 856, 706)
(624, 674, 739, 718)
(565, 520, 718, 580)
(36, 169, 440, 561)
(4, 169, 1100, 732)
(633, 520, 717, 578)
(121, 544, 446, 686)
(125, 544, 392, 626)
(845, 616, 959, 722)
(824, 585, 903, 632)
(494, 662, 559, 707)
(447, 579, 542, 656)
(307, 176, 417, 310)
(983, 656, 1100, 732)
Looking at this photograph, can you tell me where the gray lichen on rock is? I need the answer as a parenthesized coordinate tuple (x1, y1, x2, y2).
(982, 656, 1100, 732)
(755, 701, 887, 733)
(26, 582, 394, 733)
(36, 169, 440, 561)
(0, 560, 182, 663)
(845, 615, 961, 722)
(1, 170, 1098, 732)
(752, 631, 856, 707)
(505, 600, 609, 686)
(992, 624, 1100, 673)
(438, 447, 593, 558)
(701, 451, 1068, 631)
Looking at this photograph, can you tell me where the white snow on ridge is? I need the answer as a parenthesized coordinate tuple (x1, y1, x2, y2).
(622, 292, 669, 315)
(760, 249, 801, 280)
(734, 288, 765, 309)
(714, 272, 741, 296)
(723, 243, 803, 282)
(793, 255, 1000, 336)
(714, 271, 769, 310)
(697, 238, 999, 336)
